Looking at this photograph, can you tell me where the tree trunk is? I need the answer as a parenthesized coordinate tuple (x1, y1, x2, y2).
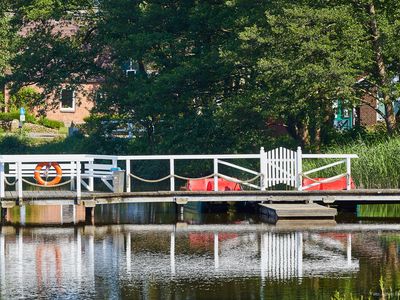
(368, 1, 396, 134)
(286, 116, 310, 149)
(297, 122, 310, 149)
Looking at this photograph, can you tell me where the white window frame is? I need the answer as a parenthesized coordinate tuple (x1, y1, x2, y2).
(60, 89, 76, 112)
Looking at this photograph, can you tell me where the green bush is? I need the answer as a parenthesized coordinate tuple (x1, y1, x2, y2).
(0, 111, 36, 123)
(38, 117, 64, 129)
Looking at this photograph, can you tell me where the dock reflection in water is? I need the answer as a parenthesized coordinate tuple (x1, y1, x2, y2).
(1, 203, 400, 299)
(0, 224, 361, 299)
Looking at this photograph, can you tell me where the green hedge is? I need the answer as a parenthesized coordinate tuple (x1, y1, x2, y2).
(38, 117, 64, 129)
(0, 112, 36, 123)
(0, 112, 64, 129)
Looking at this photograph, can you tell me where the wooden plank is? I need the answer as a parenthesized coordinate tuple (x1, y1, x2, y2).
(259, 203, 337, 218)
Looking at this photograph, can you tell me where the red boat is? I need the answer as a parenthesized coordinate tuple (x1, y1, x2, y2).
(186, 178, 242, 191)
(302, 177, 356, 191)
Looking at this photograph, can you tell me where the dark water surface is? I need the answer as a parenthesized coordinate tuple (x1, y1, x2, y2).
(1, 204, 400, 299)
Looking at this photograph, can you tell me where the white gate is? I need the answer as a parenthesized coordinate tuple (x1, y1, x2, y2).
(260, 147, 298, 189)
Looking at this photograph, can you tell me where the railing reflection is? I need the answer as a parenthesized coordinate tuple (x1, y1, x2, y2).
(260, 232, 303, 280)
(0, 226, 358, 298)
(0, 232, 5, 299)
(171, 232, 176, 275)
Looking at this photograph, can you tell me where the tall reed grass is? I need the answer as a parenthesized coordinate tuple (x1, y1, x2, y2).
(303, 137, 400, 189)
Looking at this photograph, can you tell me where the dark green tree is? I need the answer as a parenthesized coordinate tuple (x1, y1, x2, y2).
(239, 2, 366, 149)
(91, 0, 268, 154)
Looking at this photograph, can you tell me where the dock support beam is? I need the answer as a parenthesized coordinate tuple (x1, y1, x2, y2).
(85, 207, 94, 224)
(0, 208, 6, 223)
(175, 197, 187, 222)
(83, 200, 96, 224)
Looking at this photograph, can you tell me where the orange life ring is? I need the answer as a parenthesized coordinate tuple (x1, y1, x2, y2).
(34, 162, 62, 186)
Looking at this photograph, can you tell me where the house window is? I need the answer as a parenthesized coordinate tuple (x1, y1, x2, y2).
(60, 89, 75, 112)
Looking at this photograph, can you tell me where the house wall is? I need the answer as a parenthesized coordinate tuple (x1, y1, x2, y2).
(44, 83, 97, 126)
(357, 94, 377, 126)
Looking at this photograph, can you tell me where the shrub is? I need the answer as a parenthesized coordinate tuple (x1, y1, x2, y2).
(38, 117, 64, 129)
(0, 111, 36, 123)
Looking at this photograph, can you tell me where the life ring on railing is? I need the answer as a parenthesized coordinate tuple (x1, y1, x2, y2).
(34, 162, 63, 186)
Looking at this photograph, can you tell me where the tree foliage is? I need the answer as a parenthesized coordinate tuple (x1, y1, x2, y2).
(5, 0, 400, 153)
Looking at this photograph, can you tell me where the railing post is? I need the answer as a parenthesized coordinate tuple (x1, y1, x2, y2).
(70, 162, 76, 191)
(17, 161, 23, 201)
(112, 158, 117, 168)
(213, 158, 219, 191)
(170, 158, 175, 192)
(126, 159, 131, 193)
(76, 161, 81, 200)
(296, 147, 303, 191)
(88, 160, 94, 192)
(260, 147, 267, 191)
(0, 162, 5, 199)
(346, 157, 351, 190)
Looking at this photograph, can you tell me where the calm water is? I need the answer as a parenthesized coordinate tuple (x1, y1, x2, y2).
(1, 204, 400, 299)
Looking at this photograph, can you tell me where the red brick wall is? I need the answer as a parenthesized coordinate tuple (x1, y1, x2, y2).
(357, 94, 377, 126)
(44, 84, 97, 126)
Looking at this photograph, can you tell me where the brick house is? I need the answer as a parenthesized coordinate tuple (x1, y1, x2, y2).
(2, 82, 98, 126)
(1, 20, 100, 126)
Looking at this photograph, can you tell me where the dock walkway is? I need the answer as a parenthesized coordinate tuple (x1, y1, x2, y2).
(1, 189, 400, 207)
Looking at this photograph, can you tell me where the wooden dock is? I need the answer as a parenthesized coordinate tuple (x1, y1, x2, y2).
(2, 189, 400, 206)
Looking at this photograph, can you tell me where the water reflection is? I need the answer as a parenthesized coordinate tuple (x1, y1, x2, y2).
(5, 205, 86, 225)
(0, 225, 364, 299)
(2, 203, 400, 299)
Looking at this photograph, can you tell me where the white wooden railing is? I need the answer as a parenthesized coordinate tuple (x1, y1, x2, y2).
(0, 147, 358, 200)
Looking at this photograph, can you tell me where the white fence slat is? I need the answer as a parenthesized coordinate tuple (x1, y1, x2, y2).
(267, 150, 271, 188)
